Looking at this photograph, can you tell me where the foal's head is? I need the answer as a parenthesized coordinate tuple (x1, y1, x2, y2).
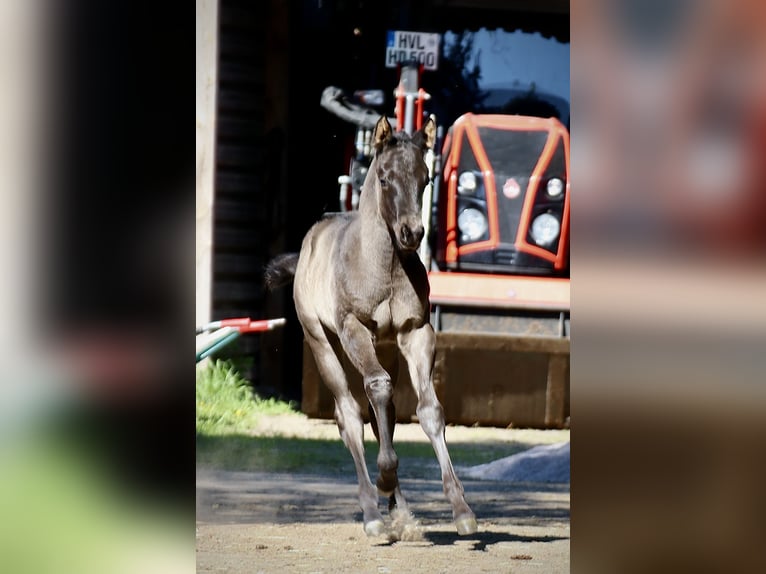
(368, 115, 436, 252)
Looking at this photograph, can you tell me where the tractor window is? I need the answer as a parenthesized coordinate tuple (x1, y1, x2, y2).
(478, 128, 549, 178)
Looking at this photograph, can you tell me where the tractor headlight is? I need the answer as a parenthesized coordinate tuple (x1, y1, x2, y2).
(458, 207, 488, 242)
(546, 177, 564, 198)
(530, 213, 560, 246)
(457, 171, 477, 195)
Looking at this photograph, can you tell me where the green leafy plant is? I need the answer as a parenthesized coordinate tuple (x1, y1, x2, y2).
(196, 359, 297, 436)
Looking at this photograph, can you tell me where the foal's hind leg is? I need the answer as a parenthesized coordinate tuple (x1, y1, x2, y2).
(302, 328, 385, 536)
(398, 324, 478, 535)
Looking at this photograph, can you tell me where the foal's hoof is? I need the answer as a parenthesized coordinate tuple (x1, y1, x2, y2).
(455, 514, 478, 536)
(364, 519, 386, 537)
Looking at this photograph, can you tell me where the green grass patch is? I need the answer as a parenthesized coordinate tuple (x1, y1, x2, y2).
(196, 359, 298, 436)
(196, 434, 355, 476)
(196, 360, 529, 477)
(394, 440, 526, 468)
(196, 432, 525, 477)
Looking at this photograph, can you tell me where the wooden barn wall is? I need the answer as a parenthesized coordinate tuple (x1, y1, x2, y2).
(211, 0, 270, 384)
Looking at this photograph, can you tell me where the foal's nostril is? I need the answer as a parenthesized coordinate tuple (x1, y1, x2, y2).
(400, 223, 424, 249)
(413, 224, 425, 244)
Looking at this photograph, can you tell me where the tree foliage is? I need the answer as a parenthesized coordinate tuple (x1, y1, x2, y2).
(427, 31, 488, 129)
(500, 85, 562, 121)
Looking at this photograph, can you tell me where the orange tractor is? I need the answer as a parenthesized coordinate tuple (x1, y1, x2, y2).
(309, 68, 569, 429)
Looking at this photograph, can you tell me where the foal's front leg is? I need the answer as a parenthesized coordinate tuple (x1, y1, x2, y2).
(398, 324, 478, 535)
(339, 316, 402, 503)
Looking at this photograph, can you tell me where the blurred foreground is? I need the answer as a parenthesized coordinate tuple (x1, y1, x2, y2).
(572, 0, 766, 572)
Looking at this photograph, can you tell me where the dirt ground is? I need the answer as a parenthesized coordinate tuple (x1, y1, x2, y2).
(196, 414, 570, 573)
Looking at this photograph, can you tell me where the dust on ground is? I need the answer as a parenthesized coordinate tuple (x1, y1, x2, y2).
(196, 412, 570, 574)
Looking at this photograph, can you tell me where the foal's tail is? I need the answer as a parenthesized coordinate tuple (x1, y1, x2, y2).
(264, 253, 299, 291)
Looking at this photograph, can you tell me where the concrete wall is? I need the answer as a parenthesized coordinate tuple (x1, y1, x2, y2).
(302, 333, 570, 429)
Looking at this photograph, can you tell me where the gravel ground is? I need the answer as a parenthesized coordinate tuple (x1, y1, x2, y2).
(196, 413, 570, 573)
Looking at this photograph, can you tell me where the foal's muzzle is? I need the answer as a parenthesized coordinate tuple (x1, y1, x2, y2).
(397, 221, 425, 251)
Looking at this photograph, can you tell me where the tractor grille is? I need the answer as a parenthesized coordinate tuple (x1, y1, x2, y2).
(477, 128, 548, 243)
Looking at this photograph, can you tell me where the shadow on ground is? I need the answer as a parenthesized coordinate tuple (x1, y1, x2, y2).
(196, 469, 569, 530)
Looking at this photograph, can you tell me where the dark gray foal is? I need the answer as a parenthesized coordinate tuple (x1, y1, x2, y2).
(265, 115, 477, 537)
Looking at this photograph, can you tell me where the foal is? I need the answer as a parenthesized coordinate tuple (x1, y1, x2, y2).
(265, 115, 477, 537)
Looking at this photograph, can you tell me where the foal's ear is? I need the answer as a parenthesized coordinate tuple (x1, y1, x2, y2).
(412, 116, 436, 151)
(372, 116, 393, 151)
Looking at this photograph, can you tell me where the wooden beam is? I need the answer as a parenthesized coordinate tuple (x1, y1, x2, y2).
(196, 0, 220, 326)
